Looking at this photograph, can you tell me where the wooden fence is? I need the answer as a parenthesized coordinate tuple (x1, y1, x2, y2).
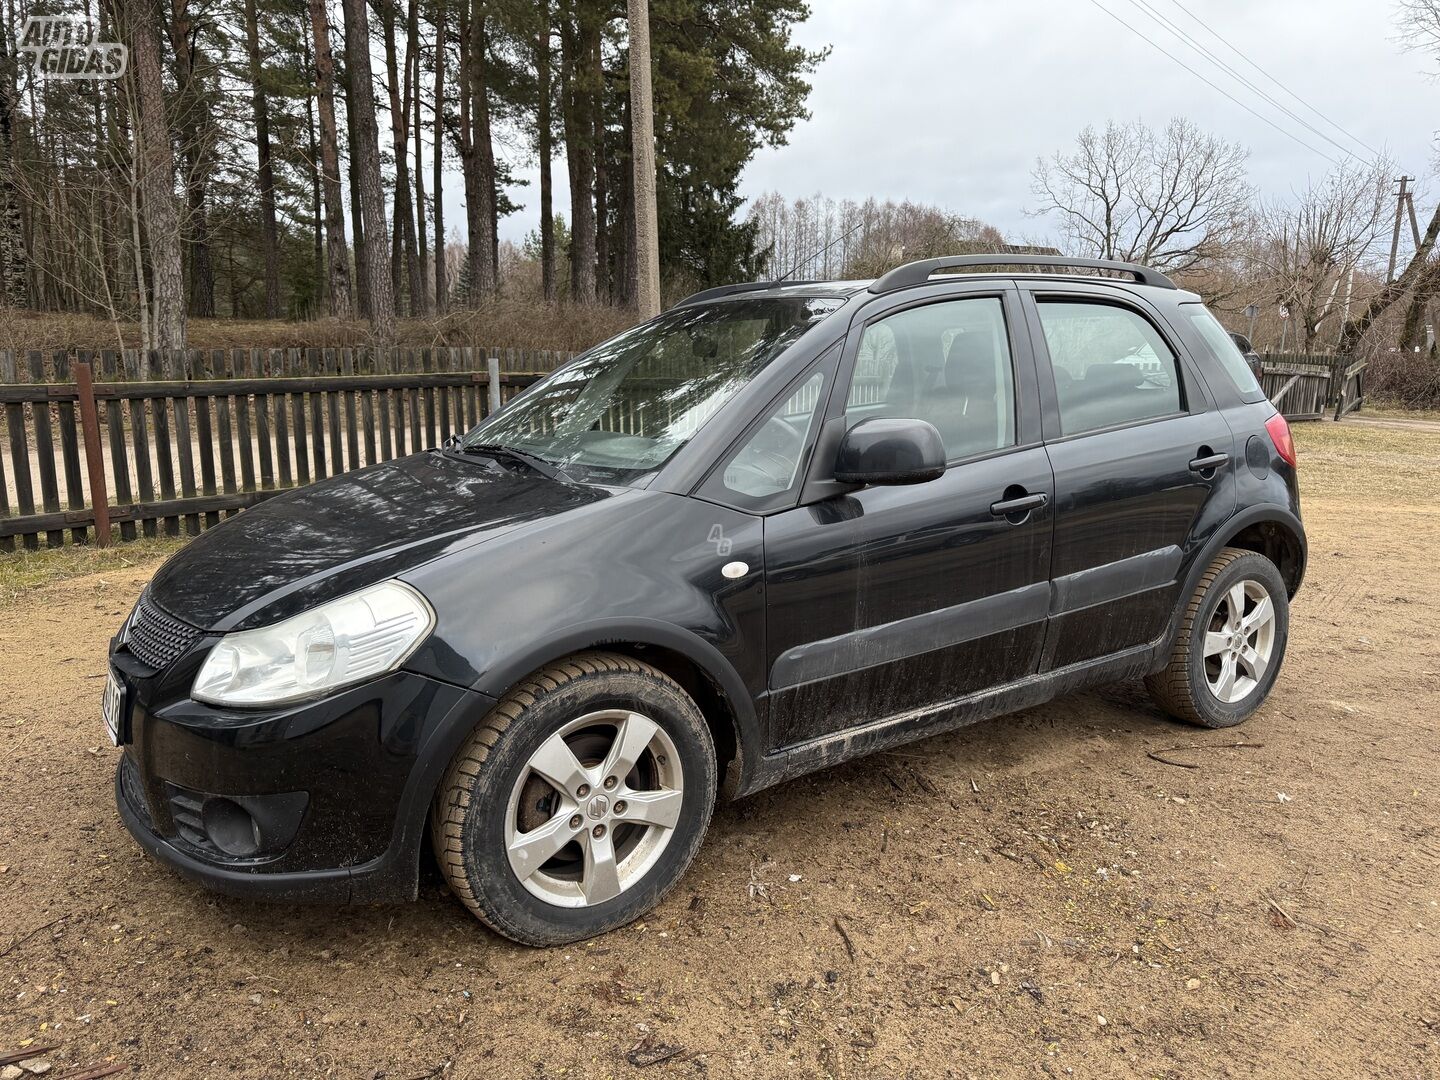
(1259, 352, 1367, 422)
(0, 347, 566, 551)
(0, 344, 1375, 552)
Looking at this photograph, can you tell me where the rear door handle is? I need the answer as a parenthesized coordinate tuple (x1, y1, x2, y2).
(1188, 452, 1229, 473)
(990, 492, 1048, 517)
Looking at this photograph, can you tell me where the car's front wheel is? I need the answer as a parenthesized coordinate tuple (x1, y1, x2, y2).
(430, 651, 716, 945)
(1146, 547, 1290, 728)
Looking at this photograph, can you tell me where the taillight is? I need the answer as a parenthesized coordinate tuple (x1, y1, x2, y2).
(1264, 412, 1296, 468)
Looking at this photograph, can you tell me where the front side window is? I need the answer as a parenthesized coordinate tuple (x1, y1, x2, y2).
(461, 298, 841, 485)
(1037, 301, 1183, 435)
(718, 370, 827, 503)
(844, 297, 1016, 461)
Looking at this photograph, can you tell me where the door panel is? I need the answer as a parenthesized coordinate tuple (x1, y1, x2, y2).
(1024, 290, 1237, 670)
(764, 446, 1054, 747)
(760, 286, 1051, 752)
(1041, 413, 1234, 668)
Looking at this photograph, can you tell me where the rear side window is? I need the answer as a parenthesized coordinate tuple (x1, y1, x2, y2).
(1184, 304, 1262, 395)
(1036, 301, 1183, 436)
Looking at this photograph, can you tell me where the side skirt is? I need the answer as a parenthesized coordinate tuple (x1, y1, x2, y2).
(744, 641, 1161, 794)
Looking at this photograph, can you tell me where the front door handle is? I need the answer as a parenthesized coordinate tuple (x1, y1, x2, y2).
(1188, 452, 1229, 474)
(990, 492, 1048, 518)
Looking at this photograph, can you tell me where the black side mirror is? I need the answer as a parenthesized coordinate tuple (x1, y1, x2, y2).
(834, 417, 946, 486)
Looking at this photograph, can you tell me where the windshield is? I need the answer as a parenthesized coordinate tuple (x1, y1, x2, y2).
(459, 297, 842, 484)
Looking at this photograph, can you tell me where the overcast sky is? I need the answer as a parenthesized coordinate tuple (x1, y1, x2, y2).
(492, 0, 1438, 252)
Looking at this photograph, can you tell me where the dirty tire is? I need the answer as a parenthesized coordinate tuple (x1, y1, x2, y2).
(430, 651, 716, 946)
(1146, 547, 1290, 728)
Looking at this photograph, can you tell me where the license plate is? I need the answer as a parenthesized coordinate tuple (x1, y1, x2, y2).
(102, 670, 125, 746)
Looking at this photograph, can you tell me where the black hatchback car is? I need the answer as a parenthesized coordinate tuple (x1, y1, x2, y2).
(108, 255, 1305, 945)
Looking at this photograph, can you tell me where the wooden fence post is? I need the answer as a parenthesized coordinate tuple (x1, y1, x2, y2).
(486, 353, 502, 415)
(73, 361, 112, 546)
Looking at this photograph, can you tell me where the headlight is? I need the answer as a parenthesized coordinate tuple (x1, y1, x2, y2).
(192, 581, 435, 707)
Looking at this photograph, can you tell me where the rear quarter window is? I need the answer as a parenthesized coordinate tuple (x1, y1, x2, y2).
(1184, 304, 1262, 395)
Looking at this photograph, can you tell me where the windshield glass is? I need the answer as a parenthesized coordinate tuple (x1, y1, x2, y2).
(460, 297, 842, 484)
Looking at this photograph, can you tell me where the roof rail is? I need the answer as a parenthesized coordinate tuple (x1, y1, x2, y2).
(673, 280, 821, 308)
(868, 255, 1177, 294)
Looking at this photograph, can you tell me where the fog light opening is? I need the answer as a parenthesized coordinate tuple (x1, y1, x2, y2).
(202, 797, 263, 857)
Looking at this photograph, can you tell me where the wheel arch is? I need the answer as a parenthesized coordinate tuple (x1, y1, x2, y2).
(471, 619, 759, 802)
(1154, 504, 1306, 674)
(1213, 507, 1306, 596)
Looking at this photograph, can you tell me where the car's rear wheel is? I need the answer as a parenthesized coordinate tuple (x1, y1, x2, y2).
(1146, 547, 1289, 728)
(430, 651, 716, 945)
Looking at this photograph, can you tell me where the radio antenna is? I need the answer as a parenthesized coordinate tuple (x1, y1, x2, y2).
(775, 220, 865, 282)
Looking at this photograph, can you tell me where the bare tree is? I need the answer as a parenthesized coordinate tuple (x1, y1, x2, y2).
(1250, 163, 1389, 352)
(1340, 0, 1440, 352)
(1031, 117, 1251, 274)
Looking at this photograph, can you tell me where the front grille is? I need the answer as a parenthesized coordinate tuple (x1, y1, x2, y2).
(125, 590, 202, 671)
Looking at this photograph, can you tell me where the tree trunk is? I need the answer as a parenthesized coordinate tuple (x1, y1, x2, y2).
(537, 6, 555, 301)
(165, 0, 216, 317)
(628, 0, 658, 317)
(432, 0, 447, 312)
(592, 27, 609, 304)
(461, 0, 496, 299)
(341, 0, 395, 336)
(308, 0, 353, 316)
(0, 55, 27, 307)
(303, 40, 324, 315)
(125, 0, 185, 349)
(379, 0, 421, 315)
(409, 0, 429, 315)
(243, 0, 281, 317)
(343, 59, 370, 319)
(560, 0, 596, 303)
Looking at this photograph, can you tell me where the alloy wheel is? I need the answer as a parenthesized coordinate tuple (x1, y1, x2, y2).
(503, 710, 684, 908)
(1202, 579, 1277, 704)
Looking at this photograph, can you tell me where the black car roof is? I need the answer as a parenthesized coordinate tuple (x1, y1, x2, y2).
(672, 256, 1194, 310)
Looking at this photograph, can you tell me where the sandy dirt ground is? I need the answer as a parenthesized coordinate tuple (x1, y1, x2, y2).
(1, 421, 1437, 1079)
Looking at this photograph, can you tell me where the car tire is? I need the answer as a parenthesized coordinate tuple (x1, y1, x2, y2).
(430, 651, 717, 946)
(1146, 547, 1289, 729)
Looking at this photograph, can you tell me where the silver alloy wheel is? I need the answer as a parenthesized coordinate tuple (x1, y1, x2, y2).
(1202, 578, 1277, 704)
(503, 710, 683, 908)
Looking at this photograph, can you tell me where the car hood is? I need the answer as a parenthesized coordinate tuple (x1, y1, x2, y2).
(146, 451, 614, 631)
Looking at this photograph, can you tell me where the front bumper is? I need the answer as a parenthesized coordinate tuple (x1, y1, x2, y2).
(113, 665, 496, 904)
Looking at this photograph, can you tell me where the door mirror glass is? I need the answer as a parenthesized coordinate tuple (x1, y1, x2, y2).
(834, 417, 946, 485)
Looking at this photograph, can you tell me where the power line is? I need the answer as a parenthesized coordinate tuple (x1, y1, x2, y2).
(1158, 0, 1383, 161)
(1125, 0, 1375, 166)
(1085, 0, 1346, 168)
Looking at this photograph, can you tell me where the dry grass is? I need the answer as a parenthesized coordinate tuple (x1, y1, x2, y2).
(0, 299, 639, 357)
(0, 534, 188, 608)
(1291, 418, 1440, 503)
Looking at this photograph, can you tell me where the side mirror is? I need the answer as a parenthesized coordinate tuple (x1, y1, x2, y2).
(834, 417, 946, 486)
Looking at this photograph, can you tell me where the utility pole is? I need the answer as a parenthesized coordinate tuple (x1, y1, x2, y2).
(629, 0, 660, 319)
(1387, 176, 1415, 283)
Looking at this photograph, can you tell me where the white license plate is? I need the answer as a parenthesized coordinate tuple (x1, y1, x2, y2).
(102, 671, 124, 746)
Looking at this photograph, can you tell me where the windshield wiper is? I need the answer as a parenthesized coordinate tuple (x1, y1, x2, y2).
(460, 441, 568, 481)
